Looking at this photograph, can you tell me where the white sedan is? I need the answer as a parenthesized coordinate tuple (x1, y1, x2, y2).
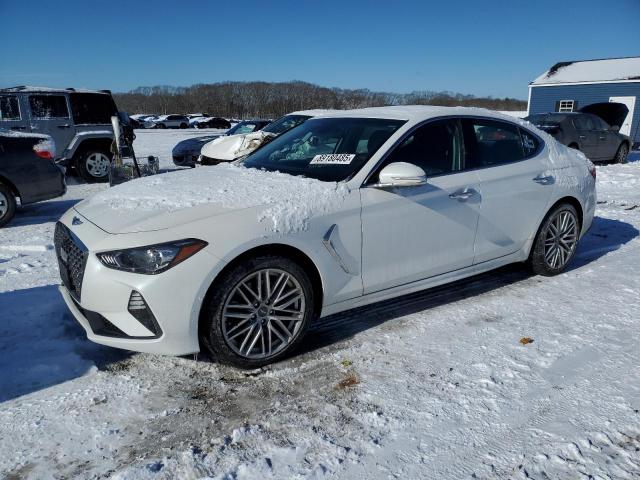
(55, 106, 596, 368)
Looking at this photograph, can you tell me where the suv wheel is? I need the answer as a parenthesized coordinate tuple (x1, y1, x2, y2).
(180, 123, 188, 129)
(0, 182, 17, 228)
(202, 255, 316, 368)
(614, 143, 629, 164)
(77, 150, 111, 183)
(156, 123, 166, 129)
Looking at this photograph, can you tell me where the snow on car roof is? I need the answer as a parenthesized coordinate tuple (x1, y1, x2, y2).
(307, 105, 521, 123)
(531, 57, 640, 85)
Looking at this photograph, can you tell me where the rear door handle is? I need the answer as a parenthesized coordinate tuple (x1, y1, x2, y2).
(57, 124, 71, 129)
(533, 175, 555, 185)
(449, 187, 477, 200)
(578, 135, 586, 139)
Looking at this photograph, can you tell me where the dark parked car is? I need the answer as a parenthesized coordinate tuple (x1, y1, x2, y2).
(0, 129, 66, 227)
(525, 103, 631, 163)
(172, 119, 271, 167)
(193, 117, 232, 129)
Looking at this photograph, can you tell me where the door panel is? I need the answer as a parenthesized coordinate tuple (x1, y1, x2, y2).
(473, 155, 555, 263)
(27, 94, 75, 157)
(0, 95, 30, 133)
(361, 170, 481, 294)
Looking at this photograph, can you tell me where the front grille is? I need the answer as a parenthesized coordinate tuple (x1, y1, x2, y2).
(54, 222, 88, 301)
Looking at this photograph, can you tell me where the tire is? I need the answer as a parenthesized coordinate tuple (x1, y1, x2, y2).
(568, 143, 579, 150)
(156, 123, 166, 129)
(180, 123, 187, 129)
(614, 143, 629, 164)
(76, 150, 111, 183)
(201, 255, 316, 368)
(0, 182, 17, 228)
(529, 203, 580, 276)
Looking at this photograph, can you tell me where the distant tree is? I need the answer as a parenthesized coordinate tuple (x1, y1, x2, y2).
(113, 81, 527, 117)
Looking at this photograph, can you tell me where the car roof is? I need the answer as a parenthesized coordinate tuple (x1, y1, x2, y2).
(305, 105, 527, 123)
(0, 85, 112, 95)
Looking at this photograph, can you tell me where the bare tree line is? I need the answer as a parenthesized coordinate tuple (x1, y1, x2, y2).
(113, 81, 526, 118)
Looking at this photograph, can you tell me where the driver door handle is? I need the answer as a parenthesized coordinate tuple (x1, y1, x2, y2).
(449, 187, 477, 200)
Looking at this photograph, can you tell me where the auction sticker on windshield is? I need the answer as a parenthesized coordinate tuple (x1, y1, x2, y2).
(310, 154, 355, 165)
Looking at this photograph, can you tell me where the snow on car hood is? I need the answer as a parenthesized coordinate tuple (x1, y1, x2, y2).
(74, 164, 349, 234)
(200, 131, 276, 161)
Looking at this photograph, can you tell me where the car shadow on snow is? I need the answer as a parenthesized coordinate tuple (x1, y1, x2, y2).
(10, 199, 81, 228)
(0, 285, 131, 403)
(299, 215, 638, 355)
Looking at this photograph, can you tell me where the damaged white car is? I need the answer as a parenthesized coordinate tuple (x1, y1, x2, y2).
(199, 110, 333, 165)
(55, 106, 595, 368)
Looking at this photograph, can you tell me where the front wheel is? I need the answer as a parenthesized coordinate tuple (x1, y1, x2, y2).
(76, 150, 111, 183)
(614, 143, 629, 164)
(0, 182, 17, 228)
(201, 255, 316, 368)
(529, 203, 580, 276)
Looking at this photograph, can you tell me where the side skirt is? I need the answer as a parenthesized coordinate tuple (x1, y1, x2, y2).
(320, 249, 527, 317)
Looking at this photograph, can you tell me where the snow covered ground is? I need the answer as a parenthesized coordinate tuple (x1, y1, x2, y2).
(0, 129, 639, 479)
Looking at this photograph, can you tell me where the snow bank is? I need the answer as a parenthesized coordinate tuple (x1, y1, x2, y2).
(89, 164, 350, 233)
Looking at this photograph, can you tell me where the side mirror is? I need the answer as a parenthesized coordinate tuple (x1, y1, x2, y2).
(375, 162, 427, 187)
(610, 125, 620, 132)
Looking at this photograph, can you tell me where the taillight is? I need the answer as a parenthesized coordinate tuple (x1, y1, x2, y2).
(587, 160, 596, 180)
(33, 138, 56, 160)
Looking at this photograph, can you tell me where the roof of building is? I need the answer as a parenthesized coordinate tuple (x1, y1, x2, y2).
(531, 57, 640, 86)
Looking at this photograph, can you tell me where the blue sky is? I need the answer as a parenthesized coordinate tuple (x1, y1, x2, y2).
(1, 0, 639, 99)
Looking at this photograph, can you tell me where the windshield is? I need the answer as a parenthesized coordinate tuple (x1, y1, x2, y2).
(242, 117, 405, 182)
(227, 121, 261, 135)
(262, 114, 311, 135)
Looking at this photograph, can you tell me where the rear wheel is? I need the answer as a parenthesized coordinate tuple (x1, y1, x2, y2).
(201, 255, 316, 368)
(614, 143, 629, 164)
(568, 143, 579, 150)
(76, 150, 111, 183)
(180, 123, 188, 129)
(156, 123, 166, 129)
(529, 203, 580, 276)
(0, 182, 17, 228)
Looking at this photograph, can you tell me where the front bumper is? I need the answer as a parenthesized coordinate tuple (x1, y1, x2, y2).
(55, 212, 225, 356)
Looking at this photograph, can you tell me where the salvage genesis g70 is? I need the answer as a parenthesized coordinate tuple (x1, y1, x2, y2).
(55, 106, 596, 368)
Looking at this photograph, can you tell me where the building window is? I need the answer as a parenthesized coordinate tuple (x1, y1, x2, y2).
(558, 100, 575, 112)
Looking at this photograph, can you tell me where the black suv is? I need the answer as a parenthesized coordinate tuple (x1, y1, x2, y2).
(0, 86, 120, 182)
(525, 103, 631, 163)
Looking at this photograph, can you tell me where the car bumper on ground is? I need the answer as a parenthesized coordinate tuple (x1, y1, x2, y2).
(54, 215, 224, 356)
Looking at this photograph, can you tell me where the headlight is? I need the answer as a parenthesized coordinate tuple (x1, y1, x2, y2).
(97, 239, 207, 274)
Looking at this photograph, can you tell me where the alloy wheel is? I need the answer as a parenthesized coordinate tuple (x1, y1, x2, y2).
(222, 268, 306, 359)
(85, 152, 110, 178)
(544, 210, 578, 269)
(616, 144, 628, 164)
(0, 191, 8, 218)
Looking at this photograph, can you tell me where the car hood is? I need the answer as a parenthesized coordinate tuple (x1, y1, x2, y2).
(579, 102, 629, 128)
(200, 131, 276, 161)
(172, 135, 222, 153)
(74, 164, 349, 234)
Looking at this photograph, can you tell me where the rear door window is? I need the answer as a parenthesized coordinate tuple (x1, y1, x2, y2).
(463, 118, 527, 168)
(29, 95, 69, 118)
(0, 96, 21, 120)
(69, 93, 117, 124)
